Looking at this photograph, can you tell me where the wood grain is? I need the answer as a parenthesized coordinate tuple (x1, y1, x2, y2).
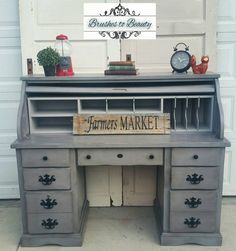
(73, 113, 170, 135)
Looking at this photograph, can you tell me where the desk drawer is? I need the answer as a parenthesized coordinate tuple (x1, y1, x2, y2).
(170, 191, 217, 211)
(21, 149, 70, 167)
(171, 148, 222, 166)
(170, 212, 216, 233)
(23, 168, 71, 190)
(171, 167, 219, 190)
(27, 213, 73, 234)
(26, 191, 72, 213)
(77, 148, 163, 166)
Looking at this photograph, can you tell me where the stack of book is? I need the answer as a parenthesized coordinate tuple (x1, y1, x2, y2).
(105, 61, 137, 75)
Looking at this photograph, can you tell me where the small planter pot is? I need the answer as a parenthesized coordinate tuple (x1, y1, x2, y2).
(43, 65, 56, 76)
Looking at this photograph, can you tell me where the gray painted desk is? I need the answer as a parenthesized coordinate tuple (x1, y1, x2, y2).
(12, 73, 230, 246)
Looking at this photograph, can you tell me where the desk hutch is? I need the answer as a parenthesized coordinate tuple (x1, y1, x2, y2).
(11, 73, 230, 246)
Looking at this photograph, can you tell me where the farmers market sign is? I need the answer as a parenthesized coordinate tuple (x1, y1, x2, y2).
(73, 114, 170, 135)
(84, 3, 156, 39)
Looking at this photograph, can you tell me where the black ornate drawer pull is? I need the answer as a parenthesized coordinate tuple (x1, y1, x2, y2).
(41, 218, 58, 229)
(193, 155, 199, 160)
(186, 173, 204, 185)
(42, 156, 48, 161)
(117, 154, 123, 158)
(86, 155, 91, 160)
(184, 197, 202, 208)
(38, 174, 56, 185)
(149, 154, 154, 159)
(40, 195, 58, 209)
(184, 217, 201, 228)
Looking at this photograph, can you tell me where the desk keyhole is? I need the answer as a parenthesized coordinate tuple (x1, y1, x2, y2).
(86, 155, 91, 160)
(42, 156, 48, 161)
(193, 155, 199, 160)
(149, 154, 154, 160)
(117, 154, 123, 158)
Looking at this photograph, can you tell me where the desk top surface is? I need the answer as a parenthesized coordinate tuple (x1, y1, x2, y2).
(11, 133, 230, 149)
(21, 72, 220, 83)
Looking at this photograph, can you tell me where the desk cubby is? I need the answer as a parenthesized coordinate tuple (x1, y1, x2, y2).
(28, 95, 213, 134)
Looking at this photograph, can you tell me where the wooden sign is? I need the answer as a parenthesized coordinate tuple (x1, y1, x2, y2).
(73, 113, 170, 135)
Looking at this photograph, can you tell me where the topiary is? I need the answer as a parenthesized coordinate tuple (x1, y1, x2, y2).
(37, 47, 60, 66)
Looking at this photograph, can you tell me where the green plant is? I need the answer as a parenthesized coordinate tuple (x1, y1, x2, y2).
(37, 47, 60, 66)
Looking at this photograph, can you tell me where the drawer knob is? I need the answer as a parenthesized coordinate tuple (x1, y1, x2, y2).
(193, 155, 199, 160)
(41, 218, 58, 230)
(42, 156, 48, 161)
(117, 154, 123, 158)
(184, 217, 201, 228)
(184, 197, 202, 208)
(86, 155, 91, 160)
(149, 154, 154, 160)
(186, 173, 204, 185)
(40, 195, 58, 209)
(38, 174, 56, 185)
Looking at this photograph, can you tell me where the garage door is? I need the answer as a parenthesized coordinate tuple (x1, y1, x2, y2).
(0, 0, 22, 198)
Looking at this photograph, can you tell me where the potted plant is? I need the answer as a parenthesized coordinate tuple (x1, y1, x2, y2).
(37, 47, 60, 76)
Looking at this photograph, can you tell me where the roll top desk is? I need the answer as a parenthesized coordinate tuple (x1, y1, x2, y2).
(12, 73, 230, 246)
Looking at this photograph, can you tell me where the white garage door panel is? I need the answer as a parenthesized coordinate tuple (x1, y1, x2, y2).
(217, 0, 236, 195)
(0, 135, 16, 144)
(221, 93, 236, 135)
(223, 145, 236, 195)
(0, 93, 20, 102)
(0, 102, 18, 130)
(219, 89, 236, 195)
(0, 0, 21, 198)
(0, 37, 20, 46)
(0, 144, 15, 156)
(0, 157, 19, 198)
(0, 81, 21, 93)
(0, 50, 21, 78)
(0, 157, 17, 172)
(0, 0, 19, 23)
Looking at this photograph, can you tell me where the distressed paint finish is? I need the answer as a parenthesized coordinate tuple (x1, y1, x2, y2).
(11, 74, 229, 247)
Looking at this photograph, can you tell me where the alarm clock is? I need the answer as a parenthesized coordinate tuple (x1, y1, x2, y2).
(170, 43, 191, 73)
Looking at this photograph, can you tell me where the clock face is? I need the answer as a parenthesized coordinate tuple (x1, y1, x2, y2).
(171, 50, 191, 72)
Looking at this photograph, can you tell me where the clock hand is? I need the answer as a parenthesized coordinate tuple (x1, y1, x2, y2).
(177, 57, 182, 62)
(179, 58, 188, 63)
